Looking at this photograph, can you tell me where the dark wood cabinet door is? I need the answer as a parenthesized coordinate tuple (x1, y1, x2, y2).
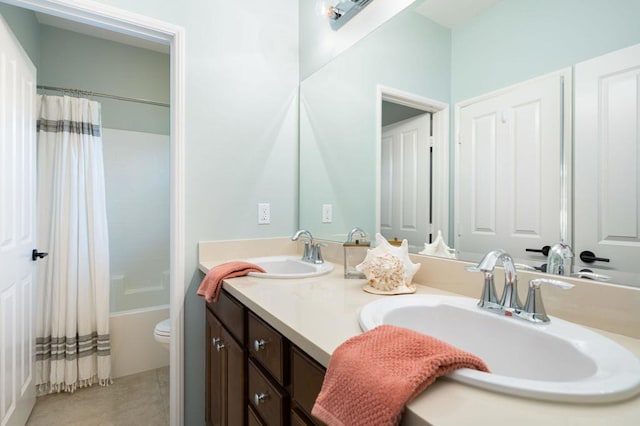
(207, 308, 246, 426)
(222, 325, 246, 426)
(291, 347, 326, 425)
(206, 309, 224, 426)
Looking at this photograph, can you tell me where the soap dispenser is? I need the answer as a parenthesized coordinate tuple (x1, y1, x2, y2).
(343, 227, 370, 279)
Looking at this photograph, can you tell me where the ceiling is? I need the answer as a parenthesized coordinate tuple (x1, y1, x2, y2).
(415, 0, 503, 28)
(35, 12, 170, 54)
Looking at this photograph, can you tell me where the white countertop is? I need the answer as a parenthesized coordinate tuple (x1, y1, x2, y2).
(199, 259, 640, 426)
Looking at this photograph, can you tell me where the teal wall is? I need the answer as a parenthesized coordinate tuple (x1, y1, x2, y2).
(81, 1, 300, 425)
(38, 25, 170, 134)
(452, 0, 640, 102)
(0, 3, 40, 68)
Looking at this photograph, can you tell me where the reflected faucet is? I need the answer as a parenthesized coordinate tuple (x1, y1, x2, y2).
(291, 230, 325, 264)
(346, 227, 368, 243)
(546, 242, 573, 276)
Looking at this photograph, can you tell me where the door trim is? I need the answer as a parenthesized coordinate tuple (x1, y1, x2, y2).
(3, 1, 186, 424)
(376, 85, 450, 245)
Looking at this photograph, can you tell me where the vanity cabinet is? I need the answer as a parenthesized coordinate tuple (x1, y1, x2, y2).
(205, 289, 326, 425)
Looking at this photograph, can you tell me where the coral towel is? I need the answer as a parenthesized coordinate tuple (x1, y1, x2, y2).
(311, 324, 490, 426)
(197, 261, 266, 303)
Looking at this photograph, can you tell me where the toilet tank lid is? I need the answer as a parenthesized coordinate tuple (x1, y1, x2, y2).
(155, 319, 170, 335)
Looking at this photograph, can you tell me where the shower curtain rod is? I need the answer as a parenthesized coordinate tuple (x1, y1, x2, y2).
(37, 85, 170, 108)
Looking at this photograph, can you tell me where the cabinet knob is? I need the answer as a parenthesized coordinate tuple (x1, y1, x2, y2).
(212, 337, 225, 352)
(254, 392, 268, 405)
(253, 339, 266, 351)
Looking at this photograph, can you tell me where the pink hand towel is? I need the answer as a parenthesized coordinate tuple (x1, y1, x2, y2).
(311, 324, 490, 426)
(197, 261, 266, 303)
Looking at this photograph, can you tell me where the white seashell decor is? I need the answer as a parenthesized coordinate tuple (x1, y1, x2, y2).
(356, 234, 421, 293)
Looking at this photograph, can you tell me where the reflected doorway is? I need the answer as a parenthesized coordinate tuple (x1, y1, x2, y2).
(380, 102, 433, 252)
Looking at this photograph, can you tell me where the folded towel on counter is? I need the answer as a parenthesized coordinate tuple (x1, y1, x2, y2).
(197, 261, 266, 303)
(311, 324, 489, 426)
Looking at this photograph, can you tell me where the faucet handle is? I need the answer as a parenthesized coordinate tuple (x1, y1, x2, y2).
(529, 278, 574, 290)
(521, 278, 574, 323)
(466, 265, 501, 310)
(311, 242, 327, 264)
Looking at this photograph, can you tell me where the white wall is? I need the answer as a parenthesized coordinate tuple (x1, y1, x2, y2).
(102, 128, 170, 313)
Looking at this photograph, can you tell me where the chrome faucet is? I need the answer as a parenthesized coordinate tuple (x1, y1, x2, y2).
(346, 227, 368, 243)
(291, 230, 325, 264)
(467, 249, 574, 323)
(546, 241, 573, 276)
(466, 249, 522, 312)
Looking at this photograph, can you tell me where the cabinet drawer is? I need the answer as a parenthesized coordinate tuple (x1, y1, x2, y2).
(248, 312, 287, 385)
(207, 289, 245, 343)
(291, 346, 326, 424)
(248, 359, 286, 426)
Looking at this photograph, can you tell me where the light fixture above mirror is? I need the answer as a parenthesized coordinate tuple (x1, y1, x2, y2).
(326, 0, 374, 29)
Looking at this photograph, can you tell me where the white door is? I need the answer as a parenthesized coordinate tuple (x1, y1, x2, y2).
(380, 113, 431, 251)
(574, 44, 640, 285)
(457, 72, 566, 264)
(0, 15, 37, 426)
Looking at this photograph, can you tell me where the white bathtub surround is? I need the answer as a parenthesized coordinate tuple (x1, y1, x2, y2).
(110, 306, 169, 378)
(36, 95, 111, 393)
(102, 128, 170, 314)
(198, 238, 640, 425)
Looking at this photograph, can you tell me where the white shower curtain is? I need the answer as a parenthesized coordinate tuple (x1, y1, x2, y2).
(35, 95, 112, 393)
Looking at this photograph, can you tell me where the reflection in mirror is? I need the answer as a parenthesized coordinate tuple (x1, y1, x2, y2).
(298, 0, 640, 287)
(380, 101, 431, 252)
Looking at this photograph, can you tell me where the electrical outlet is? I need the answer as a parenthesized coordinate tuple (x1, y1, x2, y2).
(258, 203, 270, 224)
(322, 204, 332, 223)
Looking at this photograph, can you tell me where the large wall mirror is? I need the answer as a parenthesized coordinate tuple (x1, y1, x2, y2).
(299, 0, 640, 287)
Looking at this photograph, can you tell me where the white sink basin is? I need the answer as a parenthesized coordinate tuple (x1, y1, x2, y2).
(245, 255, 333, 279)
(359, 295, 640, 403)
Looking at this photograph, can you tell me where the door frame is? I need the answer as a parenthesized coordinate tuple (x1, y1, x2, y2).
(376, 85, 450, 245)
(453, 68, 572, 250)
(2, 0, 186, 424)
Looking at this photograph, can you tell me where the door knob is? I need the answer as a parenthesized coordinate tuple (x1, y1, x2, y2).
(525, 246, 551, 256)
(32, 249, 48, 261)
(579, 250, 610, 264)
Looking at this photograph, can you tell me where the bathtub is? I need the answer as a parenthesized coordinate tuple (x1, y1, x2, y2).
(109, 305, 170, 378)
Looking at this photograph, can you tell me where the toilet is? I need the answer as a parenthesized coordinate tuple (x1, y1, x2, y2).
(153, 318, 170, 350)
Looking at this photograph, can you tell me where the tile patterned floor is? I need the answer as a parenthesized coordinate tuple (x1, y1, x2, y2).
(26, 367, 169, 426)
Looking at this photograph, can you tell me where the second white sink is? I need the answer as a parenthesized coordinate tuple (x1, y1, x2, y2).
(359, 294, 640, 403)
(246, 255, 333, 279)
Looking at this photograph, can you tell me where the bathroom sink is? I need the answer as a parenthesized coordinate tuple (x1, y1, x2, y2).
(359, 295, 640, 403)
(245, 255, 334, 279)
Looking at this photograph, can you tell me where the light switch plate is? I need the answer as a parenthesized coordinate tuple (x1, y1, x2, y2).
(322, 204, 332, 223)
